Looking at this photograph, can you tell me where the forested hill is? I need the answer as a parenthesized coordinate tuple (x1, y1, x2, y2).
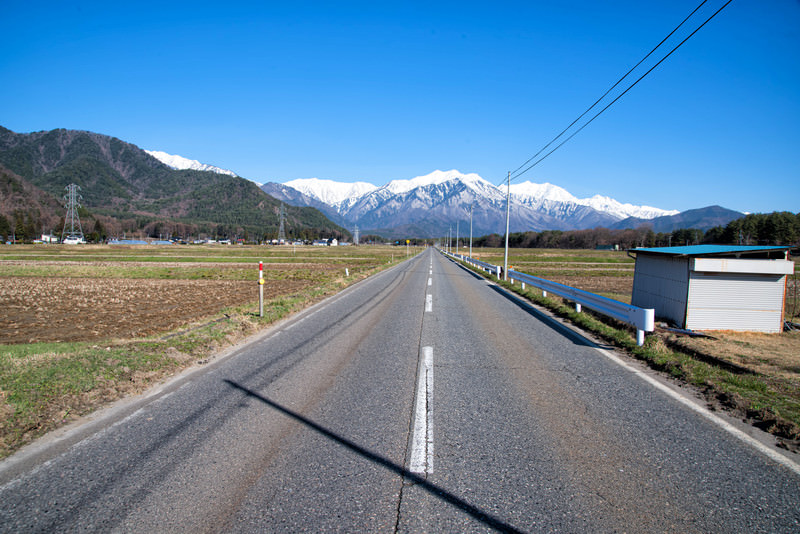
(0, 126, 349, 240)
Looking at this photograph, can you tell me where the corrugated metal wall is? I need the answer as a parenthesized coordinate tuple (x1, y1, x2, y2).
(686, 272, 787, 333)
(632, 255, 689, 326)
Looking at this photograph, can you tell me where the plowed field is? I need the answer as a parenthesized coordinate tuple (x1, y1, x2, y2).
(0, 277, 307, 344)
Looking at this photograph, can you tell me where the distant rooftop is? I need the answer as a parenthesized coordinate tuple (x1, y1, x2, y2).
(630, 245, 792, 257)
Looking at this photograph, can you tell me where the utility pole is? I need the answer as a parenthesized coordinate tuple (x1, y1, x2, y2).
(503, 171, 511, 281)
(469, 203, 473, 258)
(448, 226, 452, 254)
(456, 221, 459, 253)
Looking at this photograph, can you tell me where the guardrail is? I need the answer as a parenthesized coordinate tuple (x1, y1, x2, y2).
(442, 249, 654, 346)
(451, 254, 502, 277)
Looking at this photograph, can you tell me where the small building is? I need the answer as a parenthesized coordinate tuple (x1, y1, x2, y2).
(629, 245, 795, 333)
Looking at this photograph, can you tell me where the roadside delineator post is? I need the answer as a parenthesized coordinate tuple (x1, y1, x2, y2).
(258, 261, 264, 317)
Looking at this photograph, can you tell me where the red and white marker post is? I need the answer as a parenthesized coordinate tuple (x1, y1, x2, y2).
(258, 261, 264, 317)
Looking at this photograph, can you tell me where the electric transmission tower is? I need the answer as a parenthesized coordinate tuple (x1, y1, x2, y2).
(62, 183, 85, 242)
(278, 202, 286, 241)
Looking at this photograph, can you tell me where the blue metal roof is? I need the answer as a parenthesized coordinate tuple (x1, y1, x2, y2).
(630, 245, 792, 256)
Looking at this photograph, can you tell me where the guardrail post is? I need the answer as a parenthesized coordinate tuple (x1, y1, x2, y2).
(635, 308, 655, 346)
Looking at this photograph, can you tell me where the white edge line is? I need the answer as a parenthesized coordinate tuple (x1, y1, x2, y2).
(0, 255, 409, 485)
(449, 258, 800, 477)
(593, 346, 800, 477)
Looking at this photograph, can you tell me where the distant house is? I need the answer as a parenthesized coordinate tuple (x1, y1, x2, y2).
(629, 245, 794, 333)
(312, 240, 328, 246)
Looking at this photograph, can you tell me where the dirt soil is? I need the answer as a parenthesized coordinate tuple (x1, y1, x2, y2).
(0, 277, 309, 344)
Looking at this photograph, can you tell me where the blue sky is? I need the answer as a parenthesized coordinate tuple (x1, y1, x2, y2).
(1, 1, 798, 214)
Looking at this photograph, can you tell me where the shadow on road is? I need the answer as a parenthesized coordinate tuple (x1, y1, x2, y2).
(223, 379, 524, 533)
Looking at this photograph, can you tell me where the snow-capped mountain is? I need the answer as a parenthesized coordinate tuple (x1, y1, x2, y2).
(509, 182, 679, 220)
(583, 195, 678, 220)
(146, 150, 238, 177)
(284, 178, 378, 210)
(262, 170, 682, 237)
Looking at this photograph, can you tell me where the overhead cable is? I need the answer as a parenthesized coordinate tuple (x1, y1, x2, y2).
(501, 0, 733, 186)
(505, 0, 711, 184)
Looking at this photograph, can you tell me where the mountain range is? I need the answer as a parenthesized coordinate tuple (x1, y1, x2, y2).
(0, 127, 348, 240)
(0, 125, 745, 241)
(261, 170, 743, 238)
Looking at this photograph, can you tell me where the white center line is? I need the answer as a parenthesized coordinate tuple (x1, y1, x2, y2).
(409, 346, 434, 474)
(428, 277, 432, 286)
(425, 294, 432, 312)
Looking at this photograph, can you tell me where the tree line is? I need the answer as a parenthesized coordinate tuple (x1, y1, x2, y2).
(471, 211, 800, 250)
(0, 210, 349, 244)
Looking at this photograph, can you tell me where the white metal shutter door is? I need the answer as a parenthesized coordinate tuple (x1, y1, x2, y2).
(686, 272, 786, 333)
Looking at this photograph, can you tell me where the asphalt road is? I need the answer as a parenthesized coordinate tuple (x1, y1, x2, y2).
(1, 247, 798, 532)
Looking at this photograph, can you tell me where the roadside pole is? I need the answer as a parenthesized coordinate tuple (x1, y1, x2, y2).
(503, 171, 510, 281)
(258, 261, 264, 317)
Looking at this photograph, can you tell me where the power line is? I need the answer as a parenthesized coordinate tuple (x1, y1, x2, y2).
(500, 0, 732, 186)
(506, 0, 710, 183)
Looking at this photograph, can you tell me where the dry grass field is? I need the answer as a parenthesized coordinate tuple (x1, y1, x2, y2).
(0, 243, 408, 456)
(0, 245, 400, 343)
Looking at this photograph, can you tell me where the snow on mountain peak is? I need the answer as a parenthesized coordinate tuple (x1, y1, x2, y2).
(385, 169, 493, 194)
(509, 181, 677, 219)
(146, 150, 238, 177)
(274, 170, 678, 226)
(509, 181, 577, 203)
(581, 194, 679, 219)
(283, 177, 378, 206)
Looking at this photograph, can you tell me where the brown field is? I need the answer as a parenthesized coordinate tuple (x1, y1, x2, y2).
(0, 245, 384, 346)
(0, 244, 405, 457)
(534, 274, 633, 300)
(0, 277, 309, 344)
